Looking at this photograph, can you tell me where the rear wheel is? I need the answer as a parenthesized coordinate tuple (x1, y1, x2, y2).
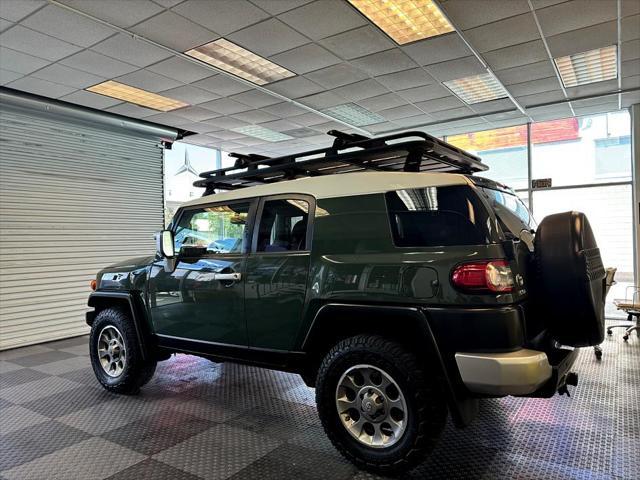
(89, 307, 156, 394)
(316, 335, 447, 474)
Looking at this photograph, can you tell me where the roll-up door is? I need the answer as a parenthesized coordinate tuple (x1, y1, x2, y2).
(0, 106, 167, 350)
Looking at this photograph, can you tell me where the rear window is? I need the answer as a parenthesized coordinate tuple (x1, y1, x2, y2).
(479, 187, 535, 236)
(385, 186, 496, 247)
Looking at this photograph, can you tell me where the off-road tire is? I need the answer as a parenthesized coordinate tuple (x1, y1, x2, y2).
(316, 335, 447, 474)
(89, 307, 156, 395)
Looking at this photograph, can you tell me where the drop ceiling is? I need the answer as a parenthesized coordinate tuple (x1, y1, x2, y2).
(0, 0, 639, 157)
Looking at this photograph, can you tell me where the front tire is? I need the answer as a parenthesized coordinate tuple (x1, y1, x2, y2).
(316, 335, 447, 474)
(89, 307, 156, 395)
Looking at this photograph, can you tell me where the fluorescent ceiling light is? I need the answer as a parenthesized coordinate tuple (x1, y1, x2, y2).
(232, 125, 294, 142)
(86, 80, 188, 111)
(322, 103, 384, 126)
(443, 73, 508, 105)
(348, 0, 454, 45)
(554, 45, 617, 88)
(185, 39, 295, 85)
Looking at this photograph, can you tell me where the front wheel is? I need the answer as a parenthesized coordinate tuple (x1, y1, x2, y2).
(316, 335, 447, 474)
(89, 307, 156, 394)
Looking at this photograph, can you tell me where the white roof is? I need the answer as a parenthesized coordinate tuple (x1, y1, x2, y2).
(182, 171, 471, 207)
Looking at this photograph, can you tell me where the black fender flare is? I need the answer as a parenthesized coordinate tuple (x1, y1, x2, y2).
(301, 303, 478, 427)
(87, 291, 153, 361)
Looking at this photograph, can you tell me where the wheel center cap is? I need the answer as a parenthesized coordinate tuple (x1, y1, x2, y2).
(359, 388, 385, 421)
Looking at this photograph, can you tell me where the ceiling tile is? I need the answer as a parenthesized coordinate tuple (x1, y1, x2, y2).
(279, 0, 367, 41)
(570, 93, 617, 109)
(0, 46, 50, 74)
(621, 40, 640, 61)
(130, 11, 217, 51)
(319, 25, 394, 60)
(230, 89, 281, 108)
(414, 95, 464, 113)
(508, 76, 561, 96)
(375, 68, 434, 91)
(201, 116, 251, 130)
(199, 97, 253, 115)
(310, 119, 353, 132)
(269, 43, 340, 75)
(546, 21, 617, 57)
(107, 102, 159, 117)
(59, 89, 122, 109)
(424, 56, 485, 82)
(464, 13, 540, 53)
(171, 106, 220, 122)
(60, 50, 139, 77)
(151, 0, 184, 7)
(57, 0, 163, 28)
(366, 122, 398, 133)
(262, 101, 309, 117)
(7, 75, 76, 98)
(228, 18, 309, 57)
(157, 85, 220, 104)
(622, 75, 640, 89)
(289, 112, 327, 126)
(402, 33, 472, 66)
(147, 56, 212, 83)
(0, 18, 12, 32)
(0, 0, 45, 22)
(91, 33, 173, 68)
(304, 63, 368, 89)
(397, 83, 451, 103)
(565, 78, 620, 98)
(483, 40, 549, 70)
(21, 5, 114, 47)
(192, 75, 251, 96)
(621, 15, 640, 42)
(172, 0, 269, 35)
(249, 0, 314, 15)
(266, 76, 324, 98)
(623, 59, 640, 77)
(535, 0, 617, 37)
(530, 0, 568, 9)
(298, 91, 346, 108)
(621, 90, 640, 107)
(231, 109, 280, 124)
(142, 112, 193, 126)
(31, 64, 105, 89)
(351, 49, 417, 76)
(495, 61, 556, 85)
(377, 104, 424, 121)
(528, 103, 573, 121)
(257, 119, 299, 131)
(358, 92, 407, 112)
(0, 25, 82, 61)
(115, 69, 182, 92)
(441, 0, 530, 30)
(332, 79, 389, 101)
(469, 97, 517, 114)
(516, 89, 565, 107)
(0, 68, 22, 84)
(393, 113, 434, 128)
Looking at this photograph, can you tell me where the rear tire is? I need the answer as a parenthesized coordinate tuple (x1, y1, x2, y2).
(89, 307, 156, 395)
(316, 335, 447, 474)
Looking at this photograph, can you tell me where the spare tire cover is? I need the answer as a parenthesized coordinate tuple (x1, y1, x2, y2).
(534, 211, 605, 347)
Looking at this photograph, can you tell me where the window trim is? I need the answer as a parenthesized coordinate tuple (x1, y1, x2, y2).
(251, 194, 316, 254)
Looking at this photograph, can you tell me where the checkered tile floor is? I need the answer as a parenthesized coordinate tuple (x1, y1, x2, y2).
(1, 328, 638, 480)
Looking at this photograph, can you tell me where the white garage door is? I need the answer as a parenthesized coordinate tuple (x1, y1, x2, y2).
(0, 105, 169, 350)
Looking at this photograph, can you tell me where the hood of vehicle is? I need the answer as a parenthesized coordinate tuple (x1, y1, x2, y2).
(96, 255, 155, 291)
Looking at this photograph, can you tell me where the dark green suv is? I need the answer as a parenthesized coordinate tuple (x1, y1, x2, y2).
(87, 131, 606, 474)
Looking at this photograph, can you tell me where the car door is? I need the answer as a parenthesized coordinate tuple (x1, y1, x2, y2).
(244, 195, 314, 351)
(148, 199, 256, 346)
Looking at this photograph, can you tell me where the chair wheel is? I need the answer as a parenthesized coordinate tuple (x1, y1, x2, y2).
(623, 335, 629, 341)
(607, 329, 612, 335)
(595, 350, 602, 360)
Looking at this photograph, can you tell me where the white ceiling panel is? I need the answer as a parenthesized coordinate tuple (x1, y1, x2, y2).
(483, 40, 549, 70)
(545, 21, 617, 57)
(535, 0, 617, 37)
(230, 89, 282, 108)
(130, 11, 217, 52)
(143, 112, 193, 127)
(440, 0, 530, 30)
(623, 59, 640, 77)
(106, 102, 158, 118)
(622, 75, 640, 89)
(287, 111, 327, 126)
(358, 92, 407, 112)
(375, 68, 434, 91)
(319, 25, 394, 60)
(228, 18, 309, 57)
(231, 109, 280, 124)
(495, 60, 556, 85)
(172, 106, 220, 122)
(0, 46, 50, 74)
(279, 0, 367, 41)
(508, 76, 562, 96)
(6, 75, 76, 97)
(470, 98, 517, 113)
(621, 15, 640, 42)
(258, 119, 300, 131)
(199, 97, 253, 115)
(565, 79, 620, 99)
(266, 76, 324, 98)
(621, 91, 640, 107)
(305, 63, 369, 88)
(115, 69, 182, 92)
(146, 56, 212, 84)
(91, 33, 173, 68)
(0, 18, 12, 32)
(332, 78, 389, 101)
(59, 89, 122, 109)
(621, 40, 640, 61)
(249, 0, 314, 15)
(31, 63, 105, 89)
(350, 49, 417, 76)
(393, 114, 434, 128)
(60, 50, 138, 77)
(201, 116, 250, 130)
(152, 0, 184, 7)
(58, 0, 163, 28)
(515, 89, 565, 107)
(0, 25, 82, 61)
(0, 0, 45, 22)
(191, 75, 251, 96)
(0, 67, 21, 84)
(397, 83, 451, 103)
(269, 43, 341, 74)
(157, 85, 220, 104)
(415, 95, 464, 113)
(424, 56, 485, 82)
(298, 91, 346, 108)
(402, 33, 472, 66)
(172, 0, 269, 36)
(378, 104, 424, 121)
(262, 101, 309, 117)
(463, 13, 540, 53)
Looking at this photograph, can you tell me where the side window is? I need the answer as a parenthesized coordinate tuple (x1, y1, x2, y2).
(174, 202, 252, 255)
(256, 199, 310, 252)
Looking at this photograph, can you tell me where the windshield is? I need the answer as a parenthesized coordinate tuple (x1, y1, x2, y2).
(479, 187, 536, 238)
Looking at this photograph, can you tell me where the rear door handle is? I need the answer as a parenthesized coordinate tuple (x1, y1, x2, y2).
(213, 272, 241, 281)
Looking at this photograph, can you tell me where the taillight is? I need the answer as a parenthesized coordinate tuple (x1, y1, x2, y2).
(90, 279, 97, 291)
(451, 260, 515, 293)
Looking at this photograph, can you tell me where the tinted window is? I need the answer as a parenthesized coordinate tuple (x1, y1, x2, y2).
(257, 199, 309, 252)
(385, 186, 494, 247)
(479, 187, 535, 236)
(174, 202, 251, 255)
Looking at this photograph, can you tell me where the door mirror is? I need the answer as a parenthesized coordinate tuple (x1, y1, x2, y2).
(156, 230, 175, 258)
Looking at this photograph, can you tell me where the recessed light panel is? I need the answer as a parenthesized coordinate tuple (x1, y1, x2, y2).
(322, 103, 384, 126)
(86, 80, 188, 111)
(554, 45, 617, 88)
(443, 73, 508, 104)
(232, 125, 294, 142)
(348, 0, 454, 45)
(185, 39, 295, 85)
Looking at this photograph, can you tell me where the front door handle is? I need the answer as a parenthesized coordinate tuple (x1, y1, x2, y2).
(213, 272, 241, 281)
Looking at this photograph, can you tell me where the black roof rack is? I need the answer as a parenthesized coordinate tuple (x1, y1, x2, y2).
(194, 130, 487, 196)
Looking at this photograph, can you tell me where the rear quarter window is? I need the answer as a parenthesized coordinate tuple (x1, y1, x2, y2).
(385, 186, 496, 247)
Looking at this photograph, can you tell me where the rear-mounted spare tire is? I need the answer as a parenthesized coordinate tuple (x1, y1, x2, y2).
(534, 211, 605, 347)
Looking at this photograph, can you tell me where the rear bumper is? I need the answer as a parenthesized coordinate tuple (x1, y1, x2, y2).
(455, 349, 552, 395)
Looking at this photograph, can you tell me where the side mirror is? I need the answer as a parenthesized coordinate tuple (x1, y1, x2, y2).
(156, 230, 175, 258)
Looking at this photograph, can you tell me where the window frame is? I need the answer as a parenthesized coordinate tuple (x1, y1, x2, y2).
(171, 197, 259, 257)
(250, 194, 316, 254)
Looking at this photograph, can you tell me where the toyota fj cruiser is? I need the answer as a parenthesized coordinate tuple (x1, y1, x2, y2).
(87, 130, 606, 474)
